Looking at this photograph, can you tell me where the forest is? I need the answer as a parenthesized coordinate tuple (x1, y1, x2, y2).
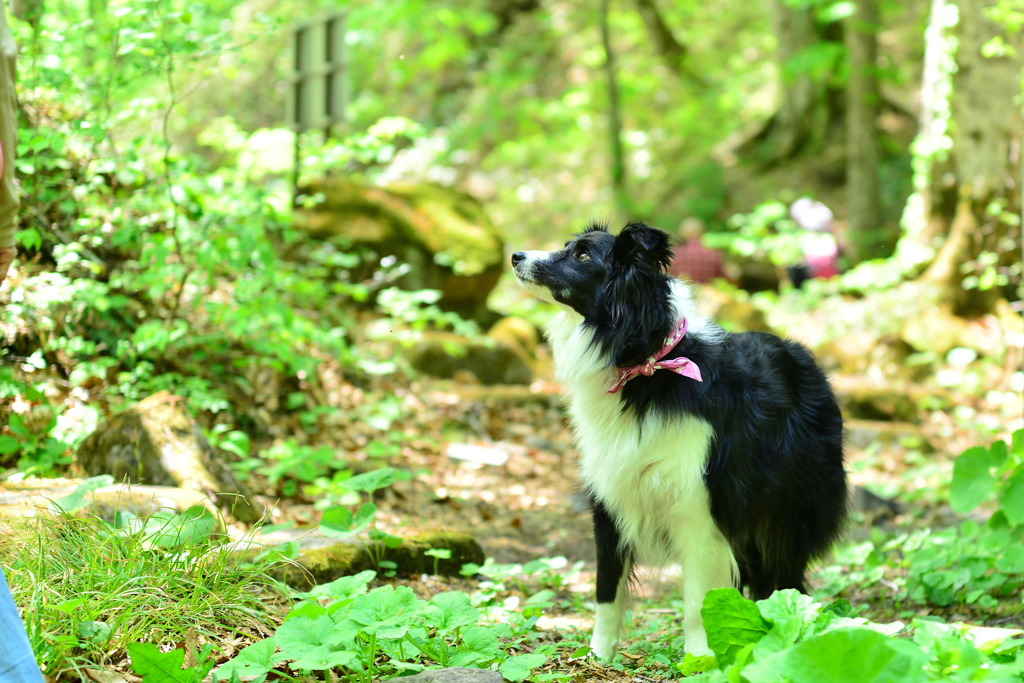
(0, 0, 1022, 680)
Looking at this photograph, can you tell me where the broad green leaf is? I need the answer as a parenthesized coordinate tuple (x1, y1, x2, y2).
(461, 625, 501, 658)
(212, 638, 277, 682)
(755, 589, 818, 651)
(994, 545, 1024, 573)
(49, 474, 114, 514)
(998, 467, 1024, 525)
(276, 615, 342, 661)
(701, 588, 770, 665)
(319, 506, 357, 538)
(344, 586, 423, 637)
(289, 647, 358, 673)
(345, 467, 397, 493)
(127, 643, 194, 683)
(743, 628, 927, 683)
(296, 570, 376, 602)
(951, 446, 998, 513)
(498, 653, 547, 682)
(428, 591, 480, 630)
(0, 435, 20, 454)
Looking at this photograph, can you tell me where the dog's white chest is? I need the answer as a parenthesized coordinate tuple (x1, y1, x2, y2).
(568, 379, 716, 565)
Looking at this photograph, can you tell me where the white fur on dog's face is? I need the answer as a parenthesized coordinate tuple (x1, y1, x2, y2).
(513, 250, 559, 304)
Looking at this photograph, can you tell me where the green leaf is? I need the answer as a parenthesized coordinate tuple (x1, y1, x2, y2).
(145, 506, 217, 549)
(345, 467, 397, 493)
(498, 652, 547, 682)
(78, 620, 111, 643)
(701, 588, 770, 665)
(998, 467, 1024, 525)
(127, 643, 195, 683)
(451, 626, 501, 666)
(743, 628, 927, 683)
(344, 586, 423, 638)
(0, 435, 20, 454)
(276, 615, 356, 671)
(994, 545, 1024, 573)
(212, 638, 277, 682)
(428, 591, 480, 630)
(50, 475, 115, 514)
(319, 506, 357, 538)
(755, 589, 818, 651)
(951, 446, 998, 513)
(296, 570, 376, 602)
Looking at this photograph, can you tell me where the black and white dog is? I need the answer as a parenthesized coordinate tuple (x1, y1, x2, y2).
(511, 221, 846, 659)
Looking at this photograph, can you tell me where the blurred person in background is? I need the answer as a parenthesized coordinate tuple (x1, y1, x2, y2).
(668, 218, 733, 284)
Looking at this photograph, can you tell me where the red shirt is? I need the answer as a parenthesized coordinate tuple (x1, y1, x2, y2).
(669, 241, 727, 283)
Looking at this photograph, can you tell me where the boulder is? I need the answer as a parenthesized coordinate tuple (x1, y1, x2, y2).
(294, 180, 505, 321)
(76, 392, 262, 523)
(407, 332, 533, 385)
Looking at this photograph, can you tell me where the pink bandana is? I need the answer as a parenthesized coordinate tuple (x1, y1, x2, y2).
(606, 319, 703, 394)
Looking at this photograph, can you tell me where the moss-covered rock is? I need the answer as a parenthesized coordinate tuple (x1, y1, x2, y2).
(407, 332, 533, 385)
(293, 180, 505, 321)
(76, 392, 262, 523)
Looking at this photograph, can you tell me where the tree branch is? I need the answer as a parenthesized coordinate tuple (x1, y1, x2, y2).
(631, 0, 707, 86)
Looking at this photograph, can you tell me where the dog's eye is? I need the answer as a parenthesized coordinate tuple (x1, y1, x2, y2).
(577, 252, 590, 261)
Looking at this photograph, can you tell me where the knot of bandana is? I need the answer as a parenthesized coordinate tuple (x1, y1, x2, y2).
(606, 319, 703, 394)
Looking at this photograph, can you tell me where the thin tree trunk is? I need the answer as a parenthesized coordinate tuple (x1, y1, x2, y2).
(844, 0, 881, 259)
(600, 0, 629, 212)
(631, 0, 705, 86)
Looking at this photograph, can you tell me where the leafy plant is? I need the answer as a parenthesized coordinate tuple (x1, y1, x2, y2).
(820, 431, 1024, 609)
(212, 572, 550, 682)
(688, 588, 1023, 682)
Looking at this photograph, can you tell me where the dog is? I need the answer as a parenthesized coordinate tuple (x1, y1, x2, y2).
(511, 221, 846, 659)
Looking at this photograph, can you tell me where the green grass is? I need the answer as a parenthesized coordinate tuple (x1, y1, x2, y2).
(2, 513, 284, 680)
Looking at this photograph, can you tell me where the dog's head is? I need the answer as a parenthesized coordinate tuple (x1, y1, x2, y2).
(511, 221, 676, 365)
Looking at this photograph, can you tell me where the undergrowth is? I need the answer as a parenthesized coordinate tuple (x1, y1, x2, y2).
(2, 505, 284, 680)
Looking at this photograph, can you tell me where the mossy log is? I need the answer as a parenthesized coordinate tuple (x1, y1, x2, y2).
(255, 531, 485, 589)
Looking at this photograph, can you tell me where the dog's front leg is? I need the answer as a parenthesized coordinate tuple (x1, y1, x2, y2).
(678, 522, 737, 656)
(590, 500, 631, 661)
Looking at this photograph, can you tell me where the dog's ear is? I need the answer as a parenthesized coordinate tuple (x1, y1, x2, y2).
(611, 221, 672, 273)
(599, 221, 675, 366)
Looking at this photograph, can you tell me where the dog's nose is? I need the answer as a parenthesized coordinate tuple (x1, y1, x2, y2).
(511, 252, 526, 266)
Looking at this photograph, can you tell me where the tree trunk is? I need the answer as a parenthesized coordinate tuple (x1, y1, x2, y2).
(600, 0, 629, 212)
(742, 0, 843, 164)
(631, 0, 705, 86)
(915, 0, 1023, 314)
(844, 0, 882, 261)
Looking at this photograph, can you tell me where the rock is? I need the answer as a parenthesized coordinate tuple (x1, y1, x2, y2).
(696, 286, 771, 332)
(76, 392, 262, 523)
(239, 529, 485, 589)
(487, 316, 541, 371)
(294, 180, 505, 321)
(383, 668, 504, 683)
(849, 485, 902, 525)
(407, 333, 533, 385)
(831, 376, 923, 422)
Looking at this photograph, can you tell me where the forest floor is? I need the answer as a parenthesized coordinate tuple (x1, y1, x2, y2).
(249, 334, 1021, 680)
